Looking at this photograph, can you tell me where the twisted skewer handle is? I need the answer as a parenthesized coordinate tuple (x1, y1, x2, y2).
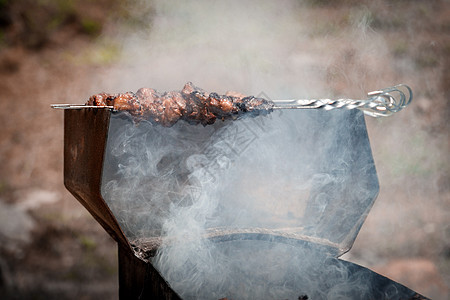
(272, 84, 412, 117)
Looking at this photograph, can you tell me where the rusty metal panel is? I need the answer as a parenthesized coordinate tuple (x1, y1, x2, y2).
(63, 108, 129, 248)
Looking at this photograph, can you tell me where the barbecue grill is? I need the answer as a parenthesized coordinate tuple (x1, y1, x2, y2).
(56, 85, 427, 299)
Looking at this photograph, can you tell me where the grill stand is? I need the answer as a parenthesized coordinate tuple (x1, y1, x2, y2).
(63, 108, 427, 300)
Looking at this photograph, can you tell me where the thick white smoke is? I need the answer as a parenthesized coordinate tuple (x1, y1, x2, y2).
(101, 108, 382, 298)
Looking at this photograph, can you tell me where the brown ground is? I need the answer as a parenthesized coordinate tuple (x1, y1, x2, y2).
(0, 0, 448, 299)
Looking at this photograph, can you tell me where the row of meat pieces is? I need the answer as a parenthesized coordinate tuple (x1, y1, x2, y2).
(86, 82, 274, 126)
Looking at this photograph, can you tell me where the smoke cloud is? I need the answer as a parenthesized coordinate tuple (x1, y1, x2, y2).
(108, 0, 341, 96)
(101, 108, 380, 298)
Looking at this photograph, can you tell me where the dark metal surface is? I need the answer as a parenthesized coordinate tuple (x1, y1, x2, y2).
(316, 258, 429, 300)
(119, 245, 182, 300)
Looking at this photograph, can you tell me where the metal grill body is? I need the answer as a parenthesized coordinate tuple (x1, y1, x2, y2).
(63, 108, 426, 299)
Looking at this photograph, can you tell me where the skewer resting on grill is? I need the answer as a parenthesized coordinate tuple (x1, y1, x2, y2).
(272, 84, 412, 118)
(51, 82, 412, 126)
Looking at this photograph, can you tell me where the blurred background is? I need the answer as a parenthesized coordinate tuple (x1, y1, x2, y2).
(0, 0, 448, 299)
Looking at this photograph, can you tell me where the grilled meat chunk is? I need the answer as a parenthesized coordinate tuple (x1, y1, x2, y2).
(86, 82, 274, 126)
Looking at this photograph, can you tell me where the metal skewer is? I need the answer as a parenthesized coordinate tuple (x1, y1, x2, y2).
(51, 104, 114, 109)
(272, 84, 412, 117)
(51, 84, 412, 118)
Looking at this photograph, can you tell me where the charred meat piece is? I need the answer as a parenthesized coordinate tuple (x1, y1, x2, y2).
(113, 92, 140, 111)
(87, 92, 117, 106)
(86, 82, 274, 126)
(237, 96, 275, 115)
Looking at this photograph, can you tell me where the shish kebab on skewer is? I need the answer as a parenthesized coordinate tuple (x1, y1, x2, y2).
(52, 82, 412, 126)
